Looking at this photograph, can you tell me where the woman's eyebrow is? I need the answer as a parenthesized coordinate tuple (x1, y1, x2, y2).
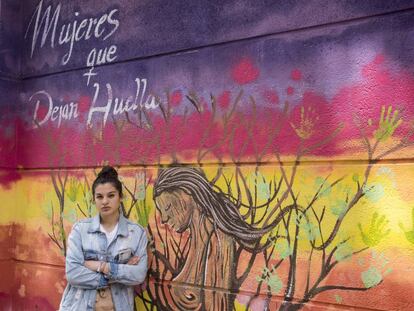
(95, 191, 117, 195)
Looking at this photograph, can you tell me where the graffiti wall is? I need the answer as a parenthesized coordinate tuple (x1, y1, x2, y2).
(1, 0, 414, 310)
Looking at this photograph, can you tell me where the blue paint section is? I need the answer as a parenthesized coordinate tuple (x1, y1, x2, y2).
(20, 0, 414, 77)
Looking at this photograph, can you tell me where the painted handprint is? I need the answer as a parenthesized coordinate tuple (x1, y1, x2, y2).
(371, 105, 402, 141)
(361, 267, 382, 288)
(399, 207, 414, 244)
(274, 239, 292, 259)
(334, 240, 353, 262)
(330, 198, 347, 217)
(362, 182, 385, 203)
(248, 171, 271, 200)
(290, 106, 319, 139)
(67, 178, 81, 203)
(358, 212, 390, 247)
(360, 250, 392, 288)
(256, 267, 283, 294)
(296, 216, 319, 242)
(135, 171, 146, 201)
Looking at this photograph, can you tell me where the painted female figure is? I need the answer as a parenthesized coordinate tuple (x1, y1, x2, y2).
(153, 167, 286, 310)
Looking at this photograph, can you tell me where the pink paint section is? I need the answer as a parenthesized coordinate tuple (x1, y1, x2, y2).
(9, 54, 414, 168)
(331, 55, 414, 141)
(277, 91, 343, 156)
(0, 115, 17, 168)
(0, 170, 21, 189)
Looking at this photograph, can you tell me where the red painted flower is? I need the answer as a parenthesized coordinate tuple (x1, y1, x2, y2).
(290, 69, 302, 81)
(78, 96, 91, 114)
(218, 91, 231, 109)
(169, 90, 183, 107)
(263, 89, 279, 105)
(34, 105, 48, 124)
(286, 86, 294, 95)
(373, 54, 385, 64)
(231, 58, 260, 85)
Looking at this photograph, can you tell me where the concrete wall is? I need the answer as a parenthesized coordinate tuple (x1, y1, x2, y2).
(1, 0, 414, 310)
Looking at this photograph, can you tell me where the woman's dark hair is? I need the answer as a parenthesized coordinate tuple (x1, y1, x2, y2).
(92, 166, 123, 197)
(153, 167, 292, 252)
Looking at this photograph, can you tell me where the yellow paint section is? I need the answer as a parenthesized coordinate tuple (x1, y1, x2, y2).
(3, 164, 413, 251)
(0, 184, 18, 224)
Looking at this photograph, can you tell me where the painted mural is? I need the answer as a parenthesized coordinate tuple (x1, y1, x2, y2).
(1, 1, 414, 311)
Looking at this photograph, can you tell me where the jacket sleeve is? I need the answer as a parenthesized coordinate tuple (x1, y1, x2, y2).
(65, 223, 108, 289)
(108, 228, 148, 286)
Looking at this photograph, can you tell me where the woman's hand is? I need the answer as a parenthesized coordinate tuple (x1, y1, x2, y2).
(101, 256, 140, 274)
(127, 256, 140, 265)
(84, 260, 101, 272)
(84, 256, 140, 274)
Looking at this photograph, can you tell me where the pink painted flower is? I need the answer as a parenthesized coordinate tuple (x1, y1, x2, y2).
(218, 91, 231, 109)
(263, 89, 279, 105)
(169, 90, 183, 107)
(231, 57, 260, 85)
(290, 69, 302, 81)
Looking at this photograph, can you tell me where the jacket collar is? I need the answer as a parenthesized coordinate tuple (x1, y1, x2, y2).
(88, 212, 129, 237)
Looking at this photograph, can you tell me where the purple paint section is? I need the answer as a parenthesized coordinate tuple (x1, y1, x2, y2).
(20, 0, 414, 76)
(0, 78, 18, 169)
(0, 0, 21, 77)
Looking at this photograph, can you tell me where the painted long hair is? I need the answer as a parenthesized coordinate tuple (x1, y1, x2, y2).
(153, 167, 290, 251)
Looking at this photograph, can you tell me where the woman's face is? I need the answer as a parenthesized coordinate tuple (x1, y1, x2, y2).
(94, 182, 122, 218)
(155, 190, 195, 233)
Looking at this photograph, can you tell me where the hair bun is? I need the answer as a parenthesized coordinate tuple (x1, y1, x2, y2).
(92, 165, 123, 198)
(98, 166, 118, 179)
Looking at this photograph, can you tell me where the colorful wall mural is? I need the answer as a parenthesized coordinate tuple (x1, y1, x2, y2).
(1, 1, 414, 310)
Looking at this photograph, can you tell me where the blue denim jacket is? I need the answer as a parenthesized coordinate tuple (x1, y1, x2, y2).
(59, 214, 148, 311)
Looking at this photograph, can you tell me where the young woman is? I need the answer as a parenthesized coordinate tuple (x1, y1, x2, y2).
(59, 166, 148, 311)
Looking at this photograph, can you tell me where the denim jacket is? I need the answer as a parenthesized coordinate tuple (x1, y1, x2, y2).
(59, 214, 148, 311)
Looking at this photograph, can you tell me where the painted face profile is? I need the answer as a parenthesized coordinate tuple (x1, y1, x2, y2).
(94, 182, 122, 218)
(155, 190, 195, 233)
